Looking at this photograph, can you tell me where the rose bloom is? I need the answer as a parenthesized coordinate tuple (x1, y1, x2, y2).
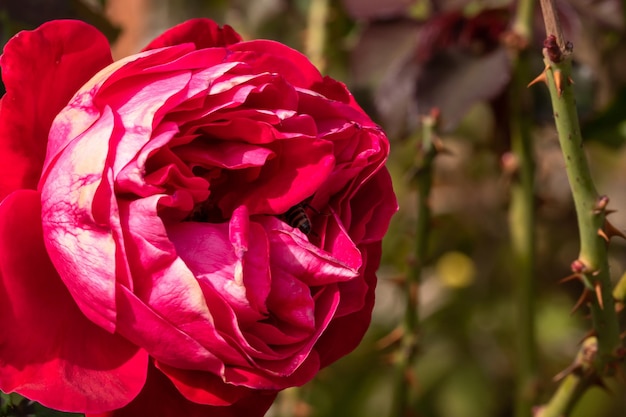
(0, 18, 396, 417)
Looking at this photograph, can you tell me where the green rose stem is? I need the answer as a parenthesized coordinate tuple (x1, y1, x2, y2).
(534, 0, 623, 415)
(507, 0, 538, 415)
(391, 110, 440, 417)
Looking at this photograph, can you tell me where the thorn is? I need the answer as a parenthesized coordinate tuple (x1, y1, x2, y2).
(604, 220, 626, 240)
(559, 273, 582, 284)
(553, 363, 578, 382)
(616, 301, 624, 313)
(619, 330, 626, 340)
(527, 65, 549, 88)
(571, 288, 592, 314)
(605, 209, 617, 216)
(568, 76, 575, 85)
(594, 281, 604, 310)
(554, 70, 564, 96)
(598, 228, 610, 242)
(376, 327, 404, 350)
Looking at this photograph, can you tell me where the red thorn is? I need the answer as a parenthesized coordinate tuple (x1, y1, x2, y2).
(527, 65, 549, 88)
(594, 281, 604, 310)
(571, 288, 592, 314)
(554, 70, 564, 96)
(604, 220, 626, 240)
(553, 363, 579, 382)
(376, 327, 404, 350)
(598, 228, 609, 242)
(568, 76, 574, 85)
(559, 273, 582, 284)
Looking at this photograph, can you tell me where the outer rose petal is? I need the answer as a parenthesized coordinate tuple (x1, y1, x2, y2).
(143, 18, 242, 51)
(0, 20, 112, 199)
(228, 40, 324, 88)
(348, 169, 398, 244)
(0, 190, 148, 413)
(316, 242, 381, 368)
(86, 363, 277, 417)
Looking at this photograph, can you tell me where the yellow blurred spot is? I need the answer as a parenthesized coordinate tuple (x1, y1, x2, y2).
(435, 251, 476, 288)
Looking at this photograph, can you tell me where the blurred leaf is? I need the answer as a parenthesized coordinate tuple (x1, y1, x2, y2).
(350, 19, 420, 137)
(350, 8, 511, 136)
(415, 46, 511, 131)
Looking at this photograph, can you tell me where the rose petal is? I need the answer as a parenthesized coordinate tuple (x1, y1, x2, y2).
(155, 362, 258, 406)
(41, 107, 120, 332)
(115, 197, 245, 369)
(143, 18, 242, 51)
(348, 169, 398, 244)
(41, 44, 197, 180)
(262, 216, 361, 285)
(228, 40, 323, 88)
(216, 138, 335, 215)
(87, 362, 276, 417)
(0, 190, 147, 413)
(316, 242, 381, 368)
(0, 20, 112, 199)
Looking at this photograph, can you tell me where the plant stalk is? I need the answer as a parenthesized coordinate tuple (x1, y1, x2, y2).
(508, 0, 537, 414)
(391, 112, 439, 417)
(536, 0, 622, 414)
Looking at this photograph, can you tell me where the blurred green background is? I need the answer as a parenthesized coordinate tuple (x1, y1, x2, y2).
(2, 0, 626, 416)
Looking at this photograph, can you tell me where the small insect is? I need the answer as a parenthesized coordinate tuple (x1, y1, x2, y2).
(283, 203, 312, 235)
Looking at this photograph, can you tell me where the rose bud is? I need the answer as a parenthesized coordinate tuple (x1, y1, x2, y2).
(0, 18, 397, 417)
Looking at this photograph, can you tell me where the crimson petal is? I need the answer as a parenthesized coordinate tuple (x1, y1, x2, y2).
(143, 18, 242, 51)
(87, 362, 276, 417)
(0, 190, 147, 413)
(0, 20, 112, 199)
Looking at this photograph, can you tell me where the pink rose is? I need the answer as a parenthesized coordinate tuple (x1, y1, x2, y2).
(0, 19, 396, 416)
